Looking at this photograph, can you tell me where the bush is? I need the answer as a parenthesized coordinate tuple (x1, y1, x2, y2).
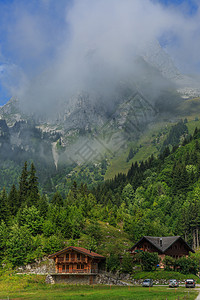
(176, 256, 198, 275)
(106, 253, 120, 273)
(137, 252, 160, 271)
(163, 255, 176, 271)
(121, 252, 133, 274)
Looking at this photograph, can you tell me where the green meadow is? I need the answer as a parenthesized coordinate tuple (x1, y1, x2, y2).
(0, 274, 198, 300)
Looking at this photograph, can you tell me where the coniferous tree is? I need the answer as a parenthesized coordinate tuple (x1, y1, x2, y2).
(52, 191, 63, 207)
(27, 162, 40, 207)
(19, 161, 29, 206)
(0, 188, 9, 222)
(127, 147, 134, 162)
(37, 194, 49, 217)
(8, 184, 19, 216)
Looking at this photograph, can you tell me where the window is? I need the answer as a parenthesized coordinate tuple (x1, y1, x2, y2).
(81, 265, 84, 269)
(77, 253, 80, 260)
(66, 253, 69, 261)
(62, 265, 65, 272)
(77, 264, 81, 269)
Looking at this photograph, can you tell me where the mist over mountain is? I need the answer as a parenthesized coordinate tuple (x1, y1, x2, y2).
(1, 0, 200, 111)
(0, 37, 198, 170)
(0, 0, 200, 191)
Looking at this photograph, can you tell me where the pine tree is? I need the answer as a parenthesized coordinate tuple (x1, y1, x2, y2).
(0, 187, 9, 223)
(71, 181, 78, 199)
(27, 162, 39, 207)
(8, 184, 19, 216)
(52, 191, 63, 207)
(37, 194, 49, 217)
(127, 147, 134, 162)
(19, 161, 29, 206)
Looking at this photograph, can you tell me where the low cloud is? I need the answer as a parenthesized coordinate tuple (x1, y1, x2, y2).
(0, 0, 200, 114)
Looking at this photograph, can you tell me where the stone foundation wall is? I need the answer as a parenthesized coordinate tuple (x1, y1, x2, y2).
(50, 274, 97, 285)
(96, 273, 129, 285)
(46, 272, 131, 286)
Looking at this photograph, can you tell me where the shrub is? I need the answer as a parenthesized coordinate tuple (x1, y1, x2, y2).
(137, 252, 160, 271)
(163, 255, 176, 271)
(121, 252, 133, 274)
(106, 253, 120, 273)
(176, 256, 198, 275)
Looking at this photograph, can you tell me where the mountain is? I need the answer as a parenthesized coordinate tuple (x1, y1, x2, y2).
(0, 40, 200, 192)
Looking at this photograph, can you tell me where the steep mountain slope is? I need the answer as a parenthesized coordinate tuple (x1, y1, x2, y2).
(0, 41, 199, 191)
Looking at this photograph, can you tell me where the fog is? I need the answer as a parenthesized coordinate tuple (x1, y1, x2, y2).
(0, 0, 200, 115)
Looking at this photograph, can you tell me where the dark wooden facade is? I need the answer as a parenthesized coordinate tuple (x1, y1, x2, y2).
(49, 246, 105, 274)
(129, 236, 194, 266)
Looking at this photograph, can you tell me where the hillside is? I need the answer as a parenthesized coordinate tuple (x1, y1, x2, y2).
(1, 124, 200, 268)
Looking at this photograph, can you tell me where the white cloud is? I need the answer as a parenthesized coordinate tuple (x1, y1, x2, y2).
(0, 0, 200, 112)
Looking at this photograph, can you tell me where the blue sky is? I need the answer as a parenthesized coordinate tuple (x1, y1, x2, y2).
(0, 0, 199, 106)
(158, 0, 198, 12)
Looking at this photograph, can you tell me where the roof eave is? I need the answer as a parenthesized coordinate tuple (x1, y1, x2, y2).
(48, 246, 105, 259)
(163, 236, 195, 253)
(129, 236, 163, 253)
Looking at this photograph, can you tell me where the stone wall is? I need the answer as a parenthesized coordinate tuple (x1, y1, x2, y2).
(17, 257, 55, 274)
(49, 274, 97, 285)
(96, 273, 130, 286)
(45, 272, 131, 286)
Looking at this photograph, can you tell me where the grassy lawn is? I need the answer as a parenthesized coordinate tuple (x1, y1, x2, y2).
(0, 285, 198, 300)
(133, 270, 200, 283)
(0, 274, 198, 300)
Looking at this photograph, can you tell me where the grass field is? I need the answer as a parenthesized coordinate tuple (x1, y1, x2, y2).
(0, 284, 198, 300)
(0, 274, 198, 300)
(133, 270, 200, 283)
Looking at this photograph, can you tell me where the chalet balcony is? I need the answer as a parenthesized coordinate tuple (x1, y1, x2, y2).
(57, 257, 64, 262)
(56, 258, 87, 263)
(57, 269, 98, 274)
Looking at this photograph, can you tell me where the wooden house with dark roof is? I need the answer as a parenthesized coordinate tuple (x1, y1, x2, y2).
(129, 236, 194, 266)
(48, 246, 105, 284)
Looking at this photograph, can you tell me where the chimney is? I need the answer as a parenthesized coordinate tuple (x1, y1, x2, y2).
(160, 238, 163, 248)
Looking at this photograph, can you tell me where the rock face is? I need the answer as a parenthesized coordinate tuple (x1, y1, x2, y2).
(141, 40, 182, 82)
(17, 257, 55, 274)
(0, 88, 159, 167)
(0, 40, 198, 177)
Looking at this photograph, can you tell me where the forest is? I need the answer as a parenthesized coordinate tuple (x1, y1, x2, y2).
(0, 123, 200, 269)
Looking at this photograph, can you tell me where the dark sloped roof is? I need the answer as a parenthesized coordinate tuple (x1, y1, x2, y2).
(129, 236, 195, 253)
(49, 246, 105, 259)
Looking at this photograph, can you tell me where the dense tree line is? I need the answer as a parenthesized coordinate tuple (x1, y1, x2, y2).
(92, 127, 200, 248)
(1, 126, 200, 268)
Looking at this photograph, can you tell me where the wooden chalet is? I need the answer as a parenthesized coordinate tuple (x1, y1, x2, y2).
(129, 236, 194, 266)
(49, 246, 105, 275)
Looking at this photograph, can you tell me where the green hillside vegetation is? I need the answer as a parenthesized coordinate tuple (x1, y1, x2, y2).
(177, 97, 200, 116)
(105, 118, 189, 179)
(1, 123, 200, 271)
(104, 122, 170, 180)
